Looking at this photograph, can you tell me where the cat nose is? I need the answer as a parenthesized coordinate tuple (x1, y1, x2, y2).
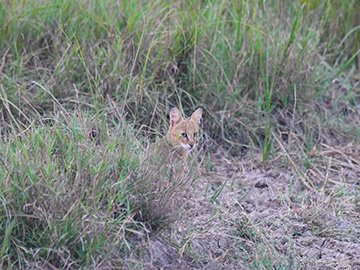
(189, 144, 194, 149)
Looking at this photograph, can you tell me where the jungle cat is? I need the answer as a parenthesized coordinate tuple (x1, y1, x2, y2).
(148, 107, 203, 178)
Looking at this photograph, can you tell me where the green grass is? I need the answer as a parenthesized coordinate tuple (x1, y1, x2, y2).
(0, 114, 143, 267)
(0, 0, 359, 268)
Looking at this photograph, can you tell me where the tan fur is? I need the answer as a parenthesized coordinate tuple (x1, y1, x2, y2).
(148, 107, 203, 178)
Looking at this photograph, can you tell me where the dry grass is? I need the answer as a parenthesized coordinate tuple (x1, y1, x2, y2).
(128, 145, 203, 232)
(134, 139, 359, 269)
(1, 0, 360, 268)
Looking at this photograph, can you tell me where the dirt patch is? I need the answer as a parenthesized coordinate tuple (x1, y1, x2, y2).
(127, 145, 360, 269)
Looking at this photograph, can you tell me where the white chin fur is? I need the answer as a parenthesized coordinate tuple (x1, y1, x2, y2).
(180, 143, 191, 150)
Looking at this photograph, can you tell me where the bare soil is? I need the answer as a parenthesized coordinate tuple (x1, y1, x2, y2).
(127, 143, 360, 269)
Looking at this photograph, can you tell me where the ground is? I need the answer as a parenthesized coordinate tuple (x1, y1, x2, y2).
(127, 144, 359, 269)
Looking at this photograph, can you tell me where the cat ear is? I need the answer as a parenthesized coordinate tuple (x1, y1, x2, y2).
(169, 107, 183, 127)
(191, 108, 203, 124)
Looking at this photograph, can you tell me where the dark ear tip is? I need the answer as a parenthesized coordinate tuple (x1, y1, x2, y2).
(170, 107, 179, 113)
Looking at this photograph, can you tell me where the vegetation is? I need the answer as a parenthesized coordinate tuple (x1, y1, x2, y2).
(0, 0, 359, 268)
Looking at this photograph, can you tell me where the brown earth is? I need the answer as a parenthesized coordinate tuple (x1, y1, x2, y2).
(127, 143, 360, 269)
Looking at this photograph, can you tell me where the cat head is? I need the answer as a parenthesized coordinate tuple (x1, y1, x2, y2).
(168, 107, 203, 152)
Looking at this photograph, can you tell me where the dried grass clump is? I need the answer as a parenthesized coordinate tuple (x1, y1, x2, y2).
(128, 146, 202, 231)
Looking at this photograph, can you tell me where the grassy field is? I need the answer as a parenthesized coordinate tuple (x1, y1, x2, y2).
(0, 0, 359, 269)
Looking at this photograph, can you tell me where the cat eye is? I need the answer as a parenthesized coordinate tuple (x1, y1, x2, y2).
(181, 132, 187, 138)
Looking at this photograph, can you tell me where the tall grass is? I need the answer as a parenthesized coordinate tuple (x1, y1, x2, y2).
(0, 113, 144, 267)
(0, 0, 359, 268)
